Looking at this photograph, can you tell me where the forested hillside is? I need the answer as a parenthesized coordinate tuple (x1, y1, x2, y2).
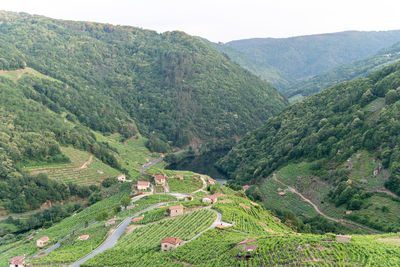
(218, 62, 400, 194)
(285, 41, 400, 99)
(224, 30, 400, 83)
(0, 11, 287, 148)
(206, 39, 294, 89)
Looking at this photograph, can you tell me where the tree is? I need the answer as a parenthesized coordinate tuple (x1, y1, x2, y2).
(385, 89, 399, 105)
(120, 195, 131, 208)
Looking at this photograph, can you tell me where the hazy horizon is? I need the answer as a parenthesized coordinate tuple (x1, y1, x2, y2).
(1, 0, 400, 42)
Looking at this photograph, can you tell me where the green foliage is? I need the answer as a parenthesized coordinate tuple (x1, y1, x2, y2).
(145, 135, 170, 153)
(218, 62, 400, 191)
(0, 11, 287, 148)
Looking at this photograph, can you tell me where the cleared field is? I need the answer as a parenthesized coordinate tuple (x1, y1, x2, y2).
(23, 146, 121, 185)
(94, 133, 160, 180)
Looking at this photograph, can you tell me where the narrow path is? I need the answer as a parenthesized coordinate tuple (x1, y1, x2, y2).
(141, 150, 186, 174)
(192, 176, 207, 194)
(183, 207, 222, 244)
(273, 173, 380, 234)
(366, 188, 400, 199)
(78, 155, 93, 170)
(69, 202, 166, 267)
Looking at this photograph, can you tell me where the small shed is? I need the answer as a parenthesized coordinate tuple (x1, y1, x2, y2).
(336, 235, 352, 243)
(77, 235, 90, 241)
(155, 174, 166, 185)
(8, 255, 26, 267)
(132, 216, 144, 222)
(176, 174, 184, 180)
(117, 174, 126, 182)
(168, 204, 184, 217)
(105, 218, 118, 226)
(160, 237, 182, 251)
(242, 185, 250, 191)
(137, 181, 150, 190)
(202, 195, 217, 204)
(36, 236, 50, 248)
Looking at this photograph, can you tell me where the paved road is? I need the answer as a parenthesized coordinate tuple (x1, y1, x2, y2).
(69, 202, 166, 267)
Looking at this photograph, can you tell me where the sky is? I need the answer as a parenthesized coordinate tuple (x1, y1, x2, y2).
(1, 0, 400, 43)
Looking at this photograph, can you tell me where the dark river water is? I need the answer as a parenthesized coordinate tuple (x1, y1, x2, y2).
(166, 150, 229, 184)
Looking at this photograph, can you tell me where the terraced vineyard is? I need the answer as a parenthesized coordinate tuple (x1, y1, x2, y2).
(23, 146, 121, 185)
(214, 197, 291, 235)
(83, 209, 216, 266)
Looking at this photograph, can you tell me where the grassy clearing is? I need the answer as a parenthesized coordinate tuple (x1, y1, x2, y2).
(343, 150, 387, 189)
(23, 146, 120, 185)
(260, 178, 317, 217)
(94, 133, 160, 180)
(31, 222, 109, 264)
(0, 67, 59, 82)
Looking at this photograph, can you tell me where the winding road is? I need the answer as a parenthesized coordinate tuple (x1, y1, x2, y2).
(273, 173, 380, 234)
(69, 202, 166, 267)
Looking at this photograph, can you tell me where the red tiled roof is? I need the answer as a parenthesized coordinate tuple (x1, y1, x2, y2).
(203, 195, 217, 201)
(155, 174, 165, 181)
(237, 239, 257, 245)
(138, 181, 150, 186)
(132, 216, 144, 222)
(242, 185, 250, 190)
(106, 218, 118, 223)
(8, 255, 26, 262)
(160, 237, 182, 245)
(216, 224, 225, 229)
(169, 204, 183, 211)
(176, 174, 184, 179)
(78, 235, 90, 240)
(38, 236, 49, 242)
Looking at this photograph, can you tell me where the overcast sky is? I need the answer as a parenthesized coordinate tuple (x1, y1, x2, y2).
(1, 0, 400, 42)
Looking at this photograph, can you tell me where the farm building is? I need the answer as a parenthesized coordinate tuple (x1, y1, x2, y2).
(160, 237, 183, 251)
(8, 255, 26, 267)
(242, 185, 250, 191)
(235, 239, 258, 256)
(168, 204, 184, 217)
(154, 174, 166, 185)
(207, 177, 217, 185)
(176, 174, 184, 180)
(132, 216, 144, 222)
(77, 235, 90, 241)
(105, 218, 118, 226)
(36, 236, 50, 247)
(137, 181, 151, 190)
(336, 235, 352, 243)
(117, 174, 126, 182)
(202, 195, 217, 204)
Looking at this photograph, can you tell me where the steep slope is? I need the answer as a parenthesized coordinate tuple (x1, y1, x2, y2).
(0, 11, 287, 148)
(226, 30, 400, 82)
(286, 41, 400, 99)
(205, 39, 294, 89)
(218, 61, 400, 187)
(218, 62, 400, 232)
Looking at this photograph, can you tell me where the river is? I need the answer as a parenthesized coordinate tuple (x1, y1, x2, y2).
(166, 150, 229, 184)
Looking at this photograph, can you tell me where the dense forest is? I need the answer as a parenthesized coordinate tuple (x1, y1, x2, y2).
(285, 42, 400, 99)
(225, 30, 400, 81)
(218, 62, 400, 196)
(0, 11, 287, 148)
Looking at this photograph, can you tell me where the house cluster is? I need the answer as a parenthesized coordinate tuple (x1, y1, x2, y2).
(8, 255, 26, 267)
(36, 236, 50, 248)
(235, 239, 258, 257)
(160, 237, 183, 251)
